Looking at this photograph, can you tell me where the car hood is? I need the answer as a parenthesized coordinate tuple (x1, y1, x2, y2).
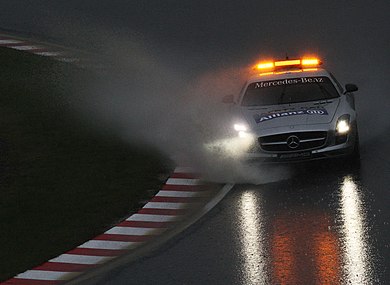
(240, 99, 340, 131)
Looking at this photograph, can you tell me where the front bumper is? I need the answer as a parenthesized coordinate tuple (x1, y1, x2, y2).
(243, 143, 354, 163)
(241, 126, 357, 163)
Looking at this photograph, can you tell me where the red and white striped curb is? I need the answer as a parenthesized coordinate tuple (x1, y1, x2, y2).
(0, 34, 102, 69)
(1, 167, 210, 285)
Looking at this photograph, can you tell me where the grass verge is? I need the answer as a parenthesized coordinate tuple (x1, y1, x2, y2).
(0, 47, 171, 281)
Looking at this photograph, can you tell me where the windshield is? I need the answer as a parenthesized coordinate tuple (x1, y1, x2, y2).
(241, 76, 339, 106)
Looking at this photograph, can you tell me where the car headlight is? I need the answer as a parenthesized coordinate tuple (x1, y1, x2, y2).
(336, 115, 351, 134)
(233, 123, 248, 132)
(233, 123, 250, 138)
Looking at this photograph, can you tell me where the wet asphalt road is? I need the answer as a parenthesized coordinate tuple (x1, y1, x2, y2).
(89, 132, 389, 285)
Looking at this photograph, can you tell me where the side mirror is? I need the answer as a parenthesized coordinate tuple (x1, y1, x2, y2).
(222, 94, 235, 104)
(344, 83, 358, 93)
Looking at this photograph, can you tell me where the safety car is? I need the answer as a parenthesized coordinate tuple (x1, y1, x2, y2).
(224, 57, 360, 162)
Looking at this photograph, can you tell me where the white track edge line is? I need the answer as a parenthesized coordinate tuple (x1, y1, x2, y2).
(126, 214, 180, 222)
(165, 178, 200, 185)
(49, 254, 113, 265)
(143, 202, 191, 209)
(15, 270, 77, 281)
(156, 190, 208, 197)
(106, 226, 165, 236)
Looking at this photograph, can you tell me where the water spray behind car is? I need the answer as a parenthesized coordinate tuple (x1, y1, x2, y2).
(69, 35, 290, 185)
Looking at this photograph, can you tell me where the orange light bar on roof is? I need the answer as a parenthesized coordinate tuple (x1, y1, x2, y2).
(302, 58, 321, 66)
(256, 62, 274, 69)
(274, 59, 301, 67)
(259, 72, 275, 76)
(254, 57, 321, 73)
(302, 68, 319, 72)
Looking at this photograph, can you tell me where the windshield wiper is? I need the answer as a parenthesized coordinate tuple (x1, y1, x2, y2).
(314, 100, 333, 105)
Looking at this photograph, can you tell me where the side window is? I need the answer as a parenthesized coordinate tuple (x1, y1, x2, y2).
(329, 72, 344, 94)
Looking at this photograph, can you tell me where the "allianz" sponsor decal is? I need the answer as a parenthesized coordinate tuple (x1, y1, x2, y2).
(254, 108, 328, 123)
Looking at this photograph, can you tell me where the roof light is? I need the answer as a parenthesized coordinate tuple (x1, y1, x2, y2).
(258, 72, 275, 76)
(253, 57, 322, 73)
(274, 59, 301, 67)
(302, 68, 319, 72)
(302, 58, 321, 66)
(275, 69, 303, 74)
(256, 62, 274, 70)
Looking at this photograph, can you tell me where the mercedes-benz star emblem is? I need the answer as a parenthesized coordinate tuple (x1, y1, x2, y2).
(287, 135, 300, 149)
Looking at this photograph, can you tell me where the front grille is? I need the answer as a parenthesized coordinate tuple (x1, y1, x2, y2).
(259, 131, 327, 152)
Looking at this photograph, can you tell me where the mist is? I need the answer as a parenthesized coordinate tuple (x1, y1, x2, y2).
(66, 33, 289, 185)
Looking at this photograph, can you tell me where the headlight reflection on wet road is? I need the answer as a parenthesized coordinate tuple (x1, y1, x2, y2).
(235, 174, 376, 285)
(339, 175, 373, 284)
(238, 191, 268, 285)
